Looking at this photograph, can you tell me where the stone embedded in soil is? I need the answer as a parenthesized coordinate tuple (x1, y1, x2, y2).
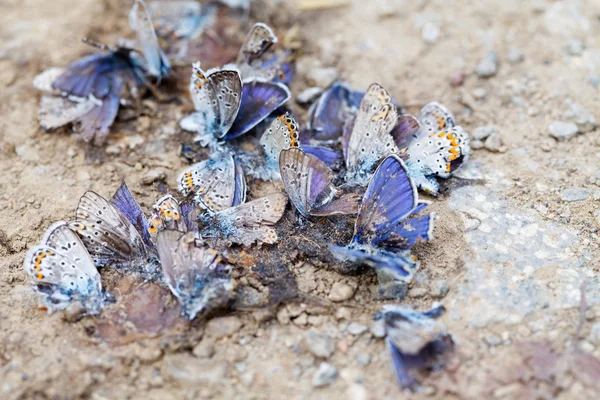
(293, 312, 309, 326)
(307, 67, 339, 88)
(346, 322, 368, 336)
(296, 87, 323, 105)
(430, 279, 449, 298)
(277, 307, 291, 324)
(565, 102, 597, 133)
(328, 282, 356, 302)
(589, 323, 600, 345)
(549, 121, 579, 141)
(408, 287, 427, 298)
(304, 330, 335, 358)
(140, 168, 166, 185)
(448, 70, 466, 87)
(162, 353, 228, 384)
(193, 338, 215, 358)
(369, 319, 386, 338)
(205, 316, 243, 339)
(471, 140, 484, 150)
(421, 22, 439, 44)
(484, 133, 505, 153)
(560, 188, 588, 202)
(312, 362, 338, 387)
(565, 38, 585, 56)
(475, 51, 498, 78)
(472, 125, 496, 141)
(376, 270, 407, 300)
(507, 48, 524, 64)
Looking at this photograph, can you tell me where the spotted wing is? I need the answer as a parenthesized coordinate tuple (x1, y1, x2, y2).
(177, 155, 237, 212)
(213, 193, 287, 246)
(111, 182, 154, 248)
(260, 113, 300, 169)
(149, 194, 188, 233)
(38, 95, 96, 131)
(345, 83, 399, 185)
(207, 69, 242, 137)
(237, 22, 278, 65)
(70, 190, 147, 267)
(415, 102, 455, 138)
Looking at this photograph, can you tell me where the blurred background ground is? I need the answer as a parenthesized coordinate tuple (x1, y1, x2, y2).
(1, 0, 600, 398)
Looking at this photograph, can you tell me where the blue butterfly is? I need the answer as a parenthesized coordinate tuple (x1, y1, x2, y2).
(33, 0, 170, 145)
(376, 305, 454, 390)
(180, 63, 290, 148)
(306, 82, 364, 141)
(401, 102, 471, 195)
(329, 154, 434, 282)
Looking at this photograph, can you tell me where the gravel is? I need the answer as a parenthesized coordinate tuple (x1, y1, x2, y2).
(548, 121, 579, 141)
(328, 282, 356, 302)
(312, 362, 338, 387)
(305, 330, 335, 358)
(205, 316, 243, 339)
(560, 188, 588, 202)
(472, 125, 496, 140)
(475, 51, 498, 78)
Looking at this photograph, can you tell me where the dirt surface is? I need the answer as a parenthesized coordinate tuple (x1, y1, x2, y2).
(2, 0, 600, 399)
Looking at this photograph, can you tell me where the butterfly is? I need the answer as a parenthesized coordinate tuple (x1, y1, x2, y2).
(178, 153, 247, 212)
(179, 63, 290, 146)
(148, 194, 189, 233)
(259, 112, 300, 172)
(377, 305, 454, 389)
(279, 148, 360, 217)
(306, 82, 364, 141)
(69, 183, 156, 271)
(401, 102, 470, 195)
(329, 154, 434, 282)
(343, 83, 400, 186)
(148, 0, 216, 41)
(156, 230, 234, 319)
(23, 221, 103, 314)
(198, 193, 287, 246)
(234, 22, 292, 84)
(33, 0, 169, 145)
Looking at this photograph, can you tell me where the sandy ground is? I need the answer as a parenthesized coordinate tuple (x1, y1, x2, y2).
(2, 0, 600, 399)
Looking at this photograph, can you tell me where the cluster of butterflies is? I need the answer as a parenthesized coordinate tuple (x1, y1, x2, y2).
(27, 0, 469, 390)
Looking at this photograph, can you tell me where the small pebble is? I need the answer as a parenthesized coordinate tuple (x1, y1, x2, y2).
(328, 282, 356, 302)
(421, 22, 439, 44)
(293, 313, 309, 326)
(475, 51, 498, 78)
(567, 102, 597, 133)
(205, 316, 243, 339)
(277, 307, 290, 325)
(369, 319, 386, 338)
(305, 330, 335, 358)
(312, 362, 338, 387)
(192, 339, 215, 359)
(296, 87, 323, 106)
(484, 133, 505, 152)
(472, 125, 496, 140)
(346, 322, 368, 336)
(140, 168, 166, 185)
(548, 121, 578, 141)
(472, 87, 487, 99)
(565, 38, 585, 56)
(471, 139, 484, 150)
(507, 48, 524, 64)
(307, 67, 339, 88)
(430, 280, 449, 298)
(485, 335, 502, 346)
(448, 70, 466, 87)
(408, 287, 427, 298)
(560, 188, 588, 202)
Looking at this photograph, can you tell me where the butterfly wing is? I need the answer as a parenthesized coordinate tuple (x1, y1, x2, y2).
(385, 213, 435, 251)
(302, 145, 343, 168)
(354, 155, 418, 246)
(24, 240, 102, 313)
(206, 193, 287, 246)
(148, 194, 187, 234)
(224, 80, 291, 140)
(260, 113, 300, 169)
(70, 190, 147, 267)
(110, 182, 154, 248)
(232, 161, 247, 206)
(189, 62, 220, 130)
(37, 95, 97, 131)
(129, 0, 170, 80)
(149, 1, 215, 39)
(391, 114, 420, 150)
(415, 101, 456, 137)
(207, 69, 243, 137)
(328, 244, 418, 282)
(345, 84, 399, 185)
(308, 82, 364, 140)
(237, 22, 278, 65)
(178, 155, 237, 212)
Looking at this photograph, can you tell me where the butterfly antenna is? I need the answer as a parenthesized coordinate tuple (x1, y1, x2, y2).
(82, 37, 110, 51)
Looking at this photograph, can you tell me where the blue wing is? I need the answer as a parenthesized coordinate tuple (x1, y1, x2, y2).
(354, 155, 419, 246)
(110, 182, 154, 248)
(224, 80, 290, 140)
(328, 244, 417, 282)
(382, 213, 435, 251)
(302, 145, 342, 168)
(307, 82, 363, 141)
